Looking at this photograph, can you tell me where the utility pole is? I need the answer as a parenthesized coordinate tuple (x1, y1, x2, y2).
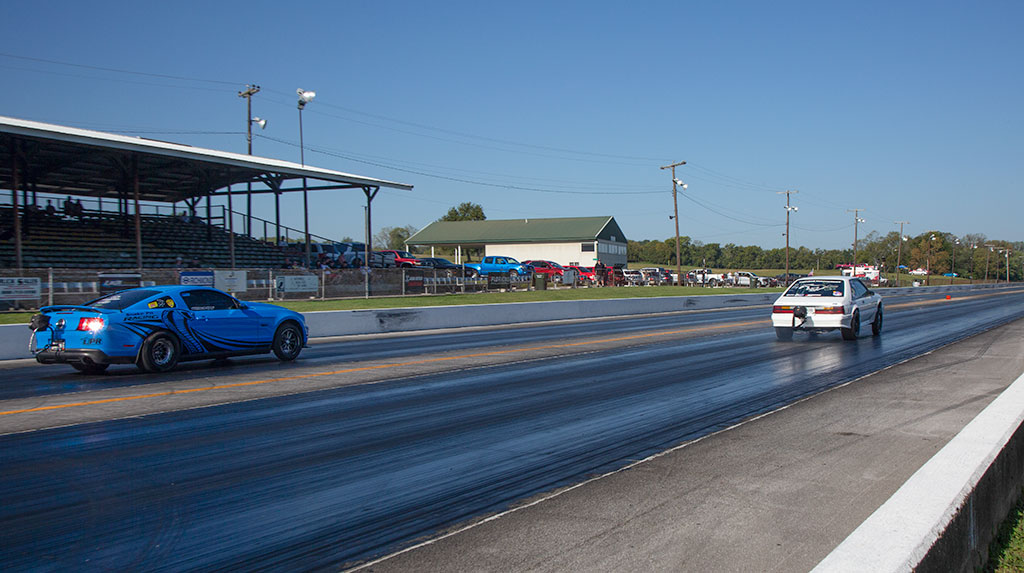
(778, 190, 798, 286)
(660, 160, 686, 285)
(847, 209, 865, 278)
(238, 84, 260, 239)
(894, 221, 909, 287)
(950, 238, 959, 284)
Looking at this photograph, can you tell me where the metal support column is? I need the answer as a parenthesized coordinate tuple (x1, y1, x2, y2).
(132, 154, 143, 270)
(363, 186, 379, 298)
(10, 141, 22, 269)
(227, 182, 235, 269)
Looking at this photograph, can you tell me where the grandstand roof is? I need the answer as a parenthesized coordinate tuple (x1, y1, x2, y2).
(0, 115, 412, 202)
(408, 216, 626, 247)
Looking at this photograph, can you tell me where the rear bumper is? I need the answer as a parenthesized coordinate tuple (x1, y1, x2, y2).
(34, 347, 135, 366)
(771, 313, 849, 330)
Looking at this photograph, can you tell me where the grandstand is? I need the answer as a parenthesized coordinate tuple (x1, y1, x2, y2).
(0, 207, 288, 269)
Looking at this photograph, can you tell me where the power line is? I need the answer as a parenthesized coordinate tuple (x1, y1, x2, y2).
(0, 52, 240, 86)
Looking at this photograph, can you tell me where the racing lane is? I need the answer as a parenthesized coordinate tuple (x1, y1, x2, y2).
(2, 287, 1024, 571)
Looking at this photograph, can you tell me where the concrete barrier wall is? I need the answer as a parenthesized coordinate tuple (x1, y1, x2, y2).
(812, 370, 1024, 572)
(2, 283, 1008, 362)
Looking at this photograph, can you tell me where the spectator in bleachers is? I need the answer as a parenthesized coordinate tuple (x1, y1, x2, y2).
(73, 199, 84, 220)
(63, 196, 73, 218)
(175, 256, 184, 269)
(45, 200, 56, 217)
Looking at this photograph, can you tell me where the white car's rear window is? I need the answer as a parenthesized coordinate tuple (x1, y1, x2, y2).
(785, 280, 845, 297)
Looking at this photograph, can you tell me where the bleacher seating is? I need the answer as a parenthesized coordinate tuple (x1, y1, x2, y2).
(0, 208, 288, 269)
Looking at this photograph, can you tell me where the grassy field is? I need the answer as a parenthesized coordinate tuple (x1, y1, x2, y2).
(0, 285, 780, 325)
(986, 490, 1024, 571)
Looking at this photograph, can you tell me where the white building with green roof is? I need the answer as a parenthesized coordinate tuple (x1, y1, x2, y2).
(407, 216, 627, 266)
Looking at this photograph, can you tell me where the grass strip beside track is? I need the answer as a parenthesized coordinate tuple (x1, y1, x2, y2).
(0, 286, 779, 325)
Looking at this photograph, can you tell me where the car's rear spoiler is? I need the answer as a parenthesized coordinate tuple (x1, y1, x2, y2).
(39, 305, 117, 314)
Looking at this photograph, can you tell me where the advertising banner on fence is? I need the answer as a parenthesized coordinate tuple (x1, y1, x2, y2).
(179, 271, 215, 287)
(214, 270, 248, 293)
(276, 275, 318, 294)
(0, 277, 41, 300)
(98, 273, 141, 294)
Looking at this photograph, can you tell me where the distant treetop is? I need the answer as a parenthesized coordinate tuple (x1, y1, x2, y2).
(440, 202, 486, 222)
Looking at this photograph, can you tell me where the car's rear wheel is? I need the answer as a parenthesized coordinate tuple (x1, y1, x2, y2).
(139, 331, 180, 372)
(272, 322, 303, 361)
(841, 311, 860, 340)
(775, 327, 793, 341)
(871, 306, 883, 336)
(71, 362, 110, 374)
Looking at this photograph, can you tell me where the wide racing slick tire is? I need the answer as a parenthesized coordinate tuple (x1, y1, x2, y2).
(139, 331, 181, 372)
(841, 311, 861, 341)
(774, 327, 794, 341)
(871, 306, 883, 336)
(71, 362, 110, 374)
(272, 322, 303, 362)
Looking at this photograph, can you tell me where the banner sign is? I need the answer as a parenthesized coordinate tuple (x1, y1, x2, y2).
(276, 275, 318, 293)
(98, 273, 141, 294)
(214, 270, 248, 293)
(0, 277, 41, 300)
(179, 271, 215, 287)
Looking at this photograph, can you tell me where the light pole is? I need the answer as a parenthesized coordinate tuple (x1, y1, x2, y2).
(238, 84, 265, 240)
(660, 160, 686, 285)
(926, 234, 936, 286)
(297, 88, 316, 268)
(894, 221, 909, 287)
(848, 209, 864, 277)
(779, 190, 798, 286)
(950, 238, 959, 284)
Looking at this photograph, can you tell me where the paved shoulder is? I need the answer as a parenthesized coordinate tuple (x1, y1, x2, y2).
(360, 318, 1024, 572)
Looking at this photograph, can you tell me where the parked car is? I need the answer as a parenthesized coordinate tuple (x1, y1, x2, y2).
(733, 271, 772, 287)
(686, 268, 728, 286)
(418, 257, 461, 271)
(30, 286, 308, 373)
(567, 265, 596, 284)
(771, 276, 883, 341)
(337, 242, 367, 266)
(640, 267, 673, 285)
(377, 249, 422, 268)
(622, 269, 646, 286)
(523, 260, 565, 283)
(462, 256, 532, 278)
(370, 251, 397, 268)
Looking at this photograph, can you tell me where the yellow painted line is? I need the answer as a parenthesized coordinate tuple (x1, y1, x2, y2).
(1, 288, 1017, 418)
(0, 320, 765, 417)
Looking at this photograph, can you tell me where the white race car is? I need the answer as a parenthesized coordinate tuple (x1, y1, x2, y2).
(771, 276, 883, 341)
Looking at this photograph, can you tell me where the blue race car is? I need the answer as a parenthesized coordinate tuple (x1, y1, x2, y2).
(30, 285, 308, 373)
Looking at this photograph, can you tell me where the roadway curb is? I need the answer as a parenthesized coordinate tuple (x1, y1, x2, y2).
(812, 370, 1024, 572)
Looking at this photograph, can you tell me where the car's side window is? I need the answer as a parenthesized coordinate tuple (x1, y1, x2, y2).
(182, 289, 236, 311)
(851, 280, 868, 299)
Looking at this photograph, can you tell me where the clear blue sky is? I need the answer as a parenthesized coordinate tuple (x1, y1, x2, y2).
(2, 1, 1021, 250)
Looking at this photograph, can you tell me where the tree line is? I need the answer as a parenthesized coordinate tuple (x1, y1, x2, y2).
(629, 232, 1023, 280)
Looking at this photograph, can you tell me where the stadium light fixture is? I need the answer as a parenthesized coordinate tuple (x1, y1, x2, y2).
(251, 117, 267, 130)
(297, 88, 316, 268)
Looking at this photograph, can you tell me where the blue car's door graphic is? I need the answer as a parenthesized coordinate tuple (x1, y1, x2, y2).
(180, 289, 262, 352)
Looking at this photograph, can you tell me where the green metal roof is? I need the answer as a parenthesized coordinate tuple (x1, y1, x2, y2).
(408, 216, 626, 246)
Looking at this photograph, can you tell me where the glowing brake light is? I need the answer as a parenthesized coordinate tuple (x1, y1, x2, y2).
(773, 306, 795, 313)
(76, 317, 105, 332)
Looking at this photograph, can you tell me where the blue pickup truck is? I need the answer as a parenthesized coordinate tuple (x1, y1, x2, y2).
(463, 256, 533, 278)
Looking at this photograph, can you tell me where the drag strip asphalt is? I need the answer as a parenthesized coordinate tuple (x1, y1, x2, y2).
(1, 287, 1023, 570)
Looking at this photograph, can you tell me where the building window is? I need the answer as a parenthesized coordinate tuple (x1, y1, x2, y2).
(581, 243, 595, 252)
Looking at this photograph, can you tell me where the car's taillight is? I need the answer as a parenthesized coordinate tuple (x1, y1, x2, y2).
(77, 317, 105, 332)
(773, 305, 795, 313)
(816, 306, 845, 314)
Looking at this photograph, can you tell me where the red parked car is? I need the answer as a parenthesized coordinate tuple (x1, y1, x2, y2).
(522, 260, 565, 283)
(377, 250, 422, 268)
(567, 265, 596, 284)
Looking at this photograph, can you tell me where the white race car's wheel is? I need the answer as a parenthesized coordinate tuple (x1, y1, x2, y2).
(775, 327, 793, 341)
(871, 306, 883, 336)
(841, 311, 861, 340)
